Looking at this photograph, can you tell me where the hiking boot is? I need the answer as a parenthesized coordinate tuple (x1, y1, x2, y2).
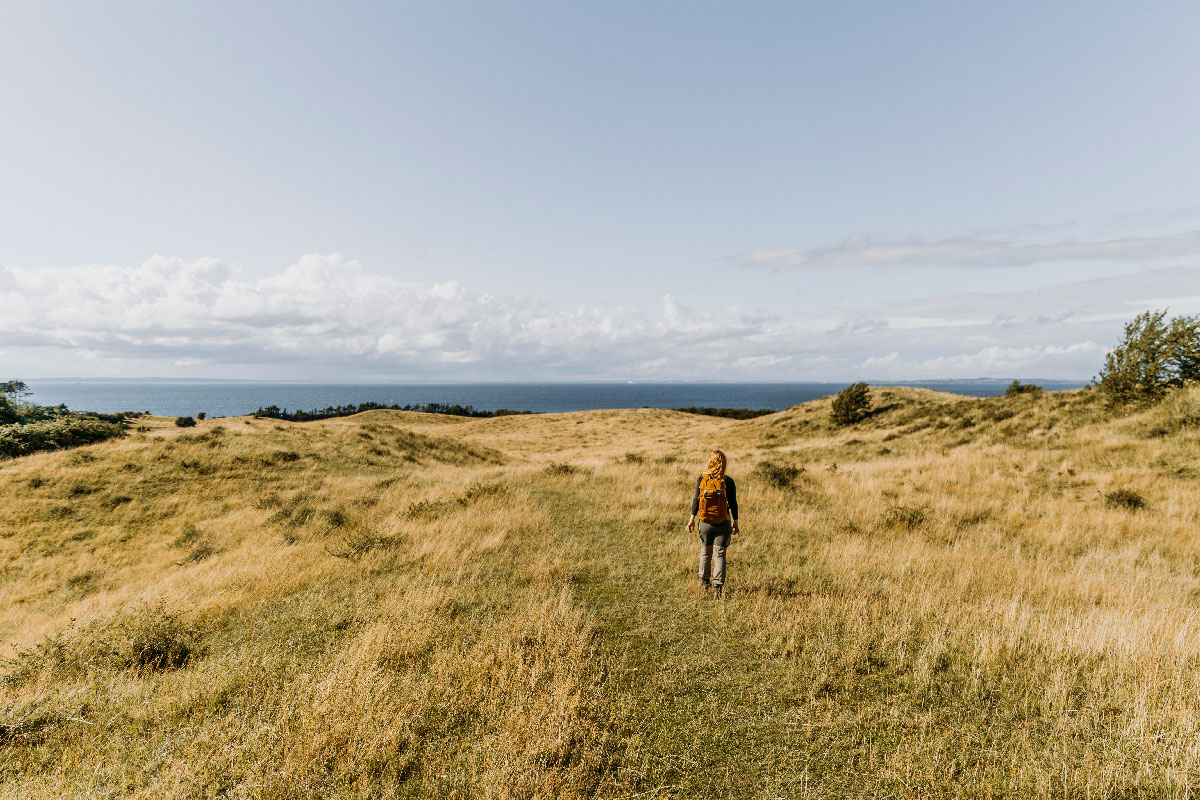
(712, 585, 723, 600)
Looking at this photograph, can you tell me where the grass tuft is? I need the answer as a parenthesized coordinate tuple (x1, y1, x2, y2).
(1104, 488, 1147, 511)
(881, 503, 928, 530)
(751, 460, 804, 488)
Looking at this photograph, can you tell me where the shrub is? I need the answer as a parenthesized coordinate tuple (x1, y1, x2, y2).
(0, 416, 126, 459)
(673, 407, 776, 419)
(462, 482, 506, 503)
(1097, 309, 1200, 405)
(1005, 380, 1043, 397)
(1104, 488, 1146, 511)
(543, 462, 577, 476)
(404, 499, 452, 519)
(882, 504, 927, 530)
(196, 412, 206, 420)
(752, 461, 803, 489)
(174, 416, 197, 427)
(4, 602, 199, 682)
(831, 383, 872, 426)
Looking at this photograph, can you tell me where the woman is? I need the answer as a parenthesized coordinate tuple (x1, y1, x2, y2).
(686, 449, 739, 599)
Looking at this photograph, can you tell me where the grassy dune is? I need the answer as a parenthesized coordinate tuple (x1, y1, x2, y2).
(4, 387, 1200, 798)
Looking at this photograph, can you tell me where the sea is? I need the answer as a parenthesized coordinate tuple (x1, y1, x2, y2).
(23, 380, 1091, 418)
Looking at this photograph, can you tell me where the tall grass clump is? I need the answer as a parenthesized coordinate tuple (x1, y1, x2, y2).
(1104, 488, 1146, 511)
(751, 460, 803, 488)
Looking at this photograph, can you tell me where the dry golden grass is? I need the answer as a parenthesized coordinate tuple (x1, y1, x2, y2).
(3, 386, 1200, 797)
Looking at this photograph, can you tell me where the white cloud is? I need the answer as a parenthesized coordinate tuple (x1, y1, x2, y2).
(917, 342, 1107, 374)
(861, 351, 899, 368)
(739, 230, 1200, 270)
(2, 253, 1196, 381)
(0, 254, 820, 380)
(730, 355, 792, 370)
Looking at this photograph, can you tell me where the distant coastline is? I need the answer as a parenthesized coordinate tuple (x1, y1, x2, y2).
(23, 380, 1091, 419)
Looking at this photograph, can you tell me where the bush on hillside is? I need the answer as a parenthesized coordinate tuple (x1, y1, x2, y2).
(674, 407, 776, 419)
(0, 416, 126, 459)
(1005, 380, 1043, 397)
(5, 602, 199, 684)
(1097, 310, 1200, 405)
(752, 460, 804, 489)
(1104, 488, 1146, 511)
(175, 416, 197, 428)
(830, 382, 872, 426)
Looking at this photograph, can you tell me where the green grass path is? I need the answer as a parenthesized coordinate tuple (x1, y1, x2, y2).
(539, 483, 822, 799)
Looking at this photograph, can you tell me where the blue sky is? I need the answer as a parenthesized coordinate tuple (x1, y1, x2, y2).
(2, 1, 1198, 380)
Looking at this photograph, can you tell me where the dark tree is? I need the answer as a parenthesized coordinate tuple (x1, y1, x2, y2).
(1097, 310, 1200, 405)
(0, 380, 29, 400)
(0, 380, 29, 425)
(830, 382, 872, 426)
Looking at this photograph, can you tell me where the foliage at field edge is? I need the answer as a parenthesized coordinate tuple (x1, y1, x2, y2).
(0, 380, 132, 460)
(254, 401, 534, 422)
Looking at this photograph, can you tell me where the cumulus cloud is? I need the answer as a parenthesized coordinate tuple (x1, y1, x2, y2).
(3, 253, 1197, 381)
(739, 230, 1200, 270)
(0, 254, 810, 380)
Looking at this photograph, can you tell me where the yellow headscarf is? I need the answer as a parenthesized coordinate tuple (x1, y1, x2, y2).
(704, 449, 726, 480)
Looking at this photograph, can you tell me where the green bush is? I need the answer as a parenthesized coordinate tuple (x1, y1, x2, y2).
(831, 382, 872, 426)
(751, 460, 804, 489)
(0, 395, 15, 426)
(0, 416, 126, 459)
(674, 407, 776, 419)
(1097, 310, 1200, 405)
(175, 416, 197, 428)
(1005, 380, 1043, 397)
(1, 379, 71, 424)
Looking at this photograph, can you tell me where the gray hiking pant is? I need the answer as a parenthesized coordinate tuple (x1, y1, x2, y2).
(698, 520, 732, 587)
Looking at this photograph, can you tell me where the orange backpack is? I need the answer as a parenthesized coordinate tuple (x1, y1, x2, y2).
(697, 474, 728, 524)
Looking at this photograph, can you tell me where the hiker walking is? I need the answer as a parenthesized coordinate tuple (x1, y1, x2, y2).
(686, 449, 739, 599)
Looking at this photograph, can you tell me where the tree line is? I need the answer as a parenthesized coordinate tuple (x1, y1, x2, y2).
(253, 402, 535, 422)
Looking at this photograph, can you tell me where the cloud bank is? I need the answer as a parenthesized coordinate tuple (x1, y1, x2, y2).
(3, 253, 1197, 381)
(0, 254, 794, 380)
(740, 230, 1200, 270)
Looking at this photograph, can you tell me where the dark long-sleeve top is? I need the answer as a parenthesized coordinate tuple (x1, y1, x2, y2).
(690, 475, 738, 521)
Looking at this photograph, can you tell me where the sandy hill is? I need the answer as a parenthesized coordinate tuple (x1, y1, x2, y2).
(3, 386, 1200, 798)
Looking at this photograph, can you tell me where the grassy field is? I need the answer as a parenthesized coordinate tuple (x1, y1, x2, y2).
(4, 386, 1200, 798)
